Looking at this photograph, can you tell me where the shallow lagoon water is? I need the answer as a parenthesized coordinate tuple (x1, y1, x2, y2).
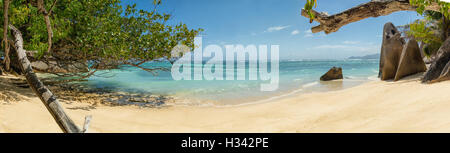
(83, 59, 380, 106)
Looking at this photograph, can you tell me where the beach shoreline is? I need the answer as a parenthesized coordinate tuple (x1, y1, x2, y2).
(2, 73, 450, 133)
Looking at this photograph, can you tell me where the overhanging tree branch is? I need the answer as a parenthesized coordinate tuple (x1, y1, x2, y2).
(123, 61, 169, 75)
(43, 69, 98, 85)
(301, 0, 443, 34)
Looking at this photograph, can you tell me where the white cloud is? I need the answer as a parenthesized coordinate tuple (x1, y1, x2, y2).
(303, 29, 326, 37)
(342, 41, 360, 45)
(312, 45, 359, 50)
(309, 42, 380, 53)
(304, 29, 313, 37)
(266, 25, 290, 32)
(291, 30, 300, 35)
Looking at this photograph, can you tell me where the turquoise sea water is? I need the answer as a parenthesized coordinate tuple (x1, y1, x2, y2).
(83, 59, 380, 106)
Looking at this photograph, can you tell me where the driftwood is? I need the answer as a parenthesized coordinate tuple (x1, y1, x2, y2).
(9, 24, 91, 133)
(82, 115, 92, 133)
(301, 0, 443, 34)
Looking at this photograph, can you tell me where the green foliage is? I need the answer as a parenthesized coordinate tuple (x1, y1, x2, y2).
(303, 0, 317, 23)
(408, 0, 449, 57)
(406, 19, 443, 56)
(407, 20, 441, 44)
(1, 0, 202, 74)
(410, 0, 450, 19)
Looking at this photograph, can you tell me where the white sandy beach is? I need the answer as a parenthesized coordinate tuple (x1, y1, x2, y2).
(1, 73, 450, 133)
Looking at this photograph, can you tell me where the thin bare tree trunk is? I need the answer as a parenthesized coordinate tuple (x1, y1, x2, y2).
(442, 16, 449, 41)
(3, 0, 10, 71)
(9, 24, 82, 133)
(37, 0, 57, 53)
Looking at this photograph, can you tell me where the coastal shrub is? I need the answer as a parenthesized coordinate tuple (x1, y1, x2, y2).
(405, 10, 449, 57)
(1, 0, 202, 80)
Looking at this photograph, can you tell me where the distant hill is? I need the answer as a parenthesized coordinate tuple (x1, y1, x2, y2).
(348, 53, 380, 59)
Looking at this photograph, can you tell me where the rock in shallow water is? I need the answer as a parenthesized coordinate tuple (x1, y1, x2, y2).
(320, 67, 343, 81)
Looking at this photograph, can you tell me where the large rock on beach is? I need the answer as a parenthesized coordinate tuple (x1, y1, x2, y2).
(379, 22, 405, 80)
(423, 37, 450, 83)
(394, 39, 427, 81)
(430, 61, 450, 83)
(320, 67, 343, 81)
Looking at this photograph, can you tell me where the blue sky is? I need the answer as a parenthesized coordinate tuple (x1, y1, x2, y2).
(121, 0, 423, 60)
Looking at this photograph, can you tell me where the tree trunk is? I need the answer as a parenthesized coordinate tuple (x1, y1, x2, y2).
(422, 37, 450, 83)
(37, 0, 57, 53)
(9, 24, 82, 133)
(3, 0, 10, 71)
(301, 0, 443, 34)
(0, 63, 3, 75)
(442, 16, 449, 42)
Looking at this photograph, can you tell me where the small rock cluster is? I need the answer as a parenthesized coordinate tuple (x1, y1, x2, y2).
(51, 83, 174, 108)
